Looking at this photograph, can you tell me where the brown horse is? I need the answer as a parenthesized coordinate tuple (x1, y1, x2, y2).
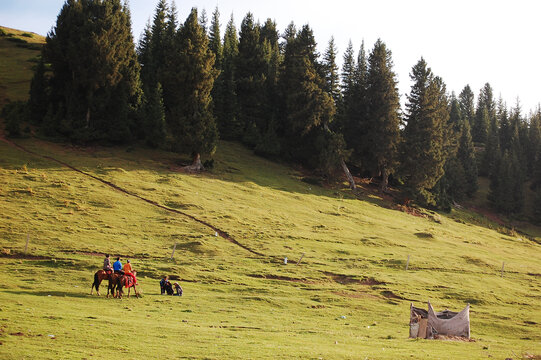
(91, 270, 119, 297)
(116, 271, 139, 299)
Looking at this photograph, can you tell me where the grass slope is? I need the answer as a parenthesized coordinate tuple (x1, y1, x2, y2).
(0, 26, 45, 107)
(0, 137, 540, 359)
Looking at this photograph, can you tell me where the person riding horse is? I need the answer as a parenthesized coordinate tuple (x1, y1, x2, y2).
(103, 254, 112, 273)
(123, 259, 137, 285)
(113, 257, 124, 275)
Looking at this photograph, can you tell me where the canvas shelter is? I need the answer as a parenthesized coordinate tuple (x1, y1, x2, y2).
(409, 301, 470, 339)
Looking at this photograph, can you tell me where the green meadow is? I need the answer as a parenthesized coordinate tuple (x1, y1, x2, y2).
(0, 137, 540, 359)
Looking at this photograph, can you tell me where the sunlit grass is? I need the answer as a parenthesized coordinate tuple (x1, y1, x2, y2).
(0, 138, 539, 358)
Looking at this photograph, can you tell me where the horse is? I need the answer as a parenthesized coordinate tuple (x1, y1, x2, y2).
(116, 271, 139, 299)
(91, 269, 119, 297)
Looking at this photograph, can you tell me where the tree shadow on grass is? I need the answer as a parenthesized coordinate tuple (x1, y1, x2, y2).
(3, 289, 93, 299)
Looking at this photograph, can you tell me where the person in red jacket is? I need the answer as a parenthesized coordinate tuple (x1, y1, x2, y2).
(123, 259, 137, 285)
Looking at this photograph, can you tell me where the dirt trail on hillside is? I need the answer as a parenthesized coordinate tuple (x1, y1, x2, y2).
(0, 136, 265, 257)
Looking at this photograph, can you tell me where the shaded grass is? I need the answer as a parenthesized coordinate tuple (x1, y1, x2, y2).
(0, 26, 45, 107)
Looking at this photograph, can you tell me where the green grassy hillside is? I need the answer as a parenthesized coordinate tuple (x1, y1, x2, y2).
(0, 136, 539, 359)
(0, 26, 45, 107)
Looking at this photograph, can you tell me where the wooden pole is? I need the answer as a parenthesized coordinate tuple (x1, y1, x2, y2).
(171, 243, 177, 260)
(405, 255, 410, 270)
(501, 262, 505, 277)
(296, 253, 305, 265)
(24, 233, 29, 254)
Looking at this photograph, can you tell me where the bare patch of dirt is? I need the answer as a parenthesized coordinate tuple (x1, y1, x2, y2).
(333, 291, 379, 299)
(323, 271, 384, 286)
(248, 274, 315, 284)
(467, 205, 505, 225)
(381, 290, 412, 301)
(61, 250, 104, 257)
(0, 252, 50, 260)
(394, 204, 427, 218)
(10, 332, 25, 336)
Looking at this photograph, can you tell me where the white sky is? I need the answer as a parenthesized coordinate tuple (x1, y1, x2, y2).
(1, 0, 540, 114)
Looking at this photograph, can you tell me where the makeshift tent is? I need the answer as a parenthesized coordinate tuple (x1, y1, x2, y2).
(409, 301, 470, 339)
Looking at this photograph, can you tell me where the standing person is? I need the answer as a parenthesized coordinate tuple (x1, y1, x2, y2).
(160, 276, 169, 295)
(113, 257, 124, 275)
(123, 259, 137, 285)
(103, 254, 112, 273)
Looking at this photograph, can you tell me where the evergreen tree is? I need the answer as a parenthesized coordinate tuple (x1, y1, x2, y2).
(280, 23, 336, 170)
(498, 98, 511, 152)
(432, 96, 463, 208)
(402, 58, 449, 205)
(28, 58, 48, 124)
(208, 6, 223, 139)
(42, 0, 141, 142)
(528, 107, 541, 178)
(338, 40, 356, 145)
(478, 83, 496, 122)
(322, 37, 341, 105)
(255, 18, 282, 157)
(208, 7, 223, 68)
(144, 82, 167, 148)
(218, 14, 242, 140)
(480, 99, 503, 176)
(473, 105, 489, 144)
(532, 186, 541, 224)
(457, 117, 478, 197)
(167, 8, 219, 166)
(137, 21, 153, 88)
(365, 39, 401, 190)
(458, 85, 475, 127)
(199, 8, 208, 33)
(341, 41, 368, 168)
(236, 13, 266, 147)
(489, 150, 523, 214)
(508, 101, 523, 157)
(532, 145, 541, 190)
(341, 40, 356, 107)
(473, 83, 495, 144)
(433, 157, 466, 211)
(144, 0, 168, 88)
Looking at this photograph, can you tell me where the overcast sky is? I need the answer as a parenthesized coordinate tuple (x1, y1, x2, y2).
(1, 0, 540, 114)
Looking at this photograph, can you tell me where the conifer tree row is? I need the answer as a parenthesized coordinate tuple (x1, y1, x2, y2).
(25, 0, 541, 217)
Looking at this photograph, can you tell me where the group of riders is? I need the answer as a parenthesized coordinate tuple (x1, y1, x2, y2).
(94, 254, 182, 297)
(103, 253, 137, 285)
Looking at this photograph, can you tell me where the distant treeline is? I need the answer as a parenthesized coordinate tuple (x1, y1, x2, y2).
(5, 0, 541, 218)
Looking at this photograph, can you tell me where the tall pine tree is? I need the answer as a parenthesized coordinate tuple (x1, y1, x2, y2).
(167, 8, 219, 168)
(236, 13, 266, 147)
(365, 39, 401, 191)
(401, 58, 449, 205)
(218, 14, 242, 140)
(458, 85, 475, 127)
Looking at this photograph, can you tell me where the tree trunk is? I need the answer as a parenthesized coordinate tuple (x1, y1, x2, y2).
(341, 158, 356, 190)
(380, 166, 388, 192)
(85, 107, 91, 129)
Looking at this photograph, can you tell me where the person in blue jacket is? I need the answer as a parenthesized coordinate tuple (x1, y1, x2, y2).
(113, 257, 124, 275)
